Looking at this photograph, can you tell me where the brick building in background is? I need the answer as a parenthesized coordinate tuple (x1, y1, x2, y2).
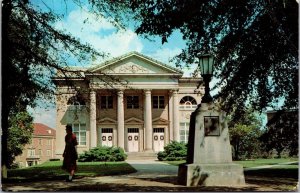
(14, 123, 56, 167)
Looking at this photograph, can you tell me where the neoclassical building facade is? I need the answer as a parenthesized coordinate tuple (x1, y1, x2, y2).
(54, 52, 204, 157)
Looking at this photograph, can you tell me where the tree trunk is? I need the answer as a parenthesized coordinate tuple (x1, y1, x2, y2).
(2, 0, 13, 179)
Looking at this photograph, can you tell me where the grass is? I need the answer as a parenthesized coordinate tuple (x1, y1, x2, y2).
(6, 160, 137, 182)
(234, 157, 298, 168)
(163, 158, 299, 168)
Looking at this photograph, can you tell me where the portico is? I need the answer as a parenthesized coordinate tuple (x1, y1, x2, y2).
(88, 88, 182, 152)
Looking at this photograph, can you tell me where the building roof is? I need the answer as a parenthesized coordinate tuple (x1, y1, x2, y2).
(88, 51, 183, 74)
(33, 123, 56, 137)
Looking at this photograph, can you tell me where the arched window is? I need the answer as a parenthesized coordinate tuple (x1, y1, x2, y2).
(179, 96, 197, 110)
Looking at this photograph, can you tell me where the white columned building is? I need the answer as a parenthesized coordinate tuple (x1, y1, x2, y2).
(53, 52, 204, 157)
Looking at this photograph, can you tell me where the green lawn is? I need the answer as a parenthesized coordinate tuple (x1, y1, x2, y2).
(234, 158, 298, 168)
(6, 161, 137, 182)
(163, 158, 299, 168)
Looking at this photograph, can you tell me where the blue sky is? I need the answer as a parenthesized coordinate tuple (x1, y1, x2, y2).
(29, 0, 199, 128)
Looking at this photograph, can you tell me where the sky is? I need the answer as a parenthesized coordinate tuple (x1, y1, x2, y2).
(29, 0, 199, 128)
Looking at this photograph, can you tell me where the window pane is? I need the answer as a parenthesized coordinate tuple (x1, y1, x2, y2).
(133, 96, 139, 108)
(79, 124, 86, 131)
(74, 132, 79, 138)
(73, 124, 79, 132)
(108, 96, 113, 108)
(159, 96, 164, 108)
(153, 96, 158, 108)
(180, 136, 185, 141)
(101, 96, 106, 109)
(80, 141, 86, 145)
(80, 134, 86, 142)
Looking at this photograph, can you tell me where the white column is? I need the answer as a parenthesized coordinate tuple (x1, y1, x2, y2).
(117, 90, 125, 149)
(173, 90, 180, 142)
(168, 90, 173, 142)
(90, 90, 97, 148)
(144, 89, 153, 151)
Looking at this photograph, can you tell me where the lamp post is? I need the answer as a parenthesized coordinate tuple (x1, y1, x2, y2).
(199, 54, 214, 103)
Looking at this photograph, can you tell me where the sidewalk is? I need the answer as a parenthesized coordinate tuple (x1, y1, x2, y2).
(2, 160, 298, 192)
(244, 161, 298, 171)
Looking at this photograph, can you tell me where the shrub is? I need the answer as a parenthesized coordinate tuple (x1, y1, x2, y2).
(157, 141, 187, 161)
(78, 146, 127, 162)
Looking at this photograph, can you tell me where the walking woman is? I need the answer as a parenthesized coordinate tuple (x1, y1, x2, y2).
(62, 125, 78, 182)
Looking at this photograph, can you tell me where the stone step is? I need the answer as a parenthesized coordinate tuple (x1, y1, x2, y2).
(126, 152, 158, 160)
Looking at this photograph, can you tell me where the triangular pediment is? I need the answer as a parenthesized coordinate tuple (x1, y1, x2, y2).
(98, 117, 117, 124)
(152, 117, 169, 125)
(88, 52, 183, 75)
(125, 117, 144, 124)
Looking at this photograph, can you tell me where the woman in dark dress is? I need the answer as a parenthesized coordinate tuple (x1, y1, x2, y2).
(62, 125, 78, 182)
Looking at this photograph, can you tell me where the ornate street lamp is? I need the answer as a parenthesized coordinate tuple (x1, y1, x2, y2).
(199, 54, 214, 103)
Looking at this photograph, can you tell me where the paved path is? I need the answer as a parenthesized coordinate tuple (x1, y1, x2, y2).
(2, 160, 298, 192)
(244, 161, 298, 171)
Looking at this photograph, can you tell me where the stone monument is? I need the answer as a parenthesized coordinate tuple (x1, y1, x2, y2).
(178, 102, 245, 186)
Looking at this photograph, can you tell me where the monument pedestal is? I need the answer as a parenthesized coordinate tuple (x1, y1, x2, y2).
(178, 163, 245, 186)
(178, 103, 245, 186)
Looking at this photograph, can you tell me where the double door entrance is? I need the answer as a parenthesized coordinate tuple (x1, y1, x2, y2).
(101, 128, 113, 147)
(153, 128, 165, 152)
(127, 127, 165, 152)
(127, 128, 139, 152)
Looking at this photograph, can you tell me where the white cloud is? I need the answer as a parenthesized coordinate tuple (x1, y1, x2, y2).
(55, 8, 143, 59)
(28, 104, 56, 129)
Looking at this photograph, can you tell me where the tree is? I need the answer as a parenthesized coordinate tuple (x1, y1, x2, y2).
(1, 0, 106, 177)
(92, 0, 298, 116)
(228, 108, 263, 160)
(7, 112, 34, 167)
(260, 110, 298, 158)
(230, 124, 263, 160)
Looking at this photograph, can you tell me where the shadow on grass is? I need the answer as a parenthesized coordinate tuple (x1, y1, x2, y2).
(58, 168, 298, 192)
(3, 163, 138, 183)
(59, 183, 260, 192)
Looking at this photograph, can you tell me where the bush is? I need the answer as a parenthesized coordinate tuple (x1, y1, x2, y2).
(157, 141, 187, 161)
(78, 146, 127, 162)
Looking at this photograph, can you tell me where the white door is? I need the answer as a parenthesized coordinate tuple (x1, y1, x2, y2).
(153, 128, 165, 152)
(101, 128, 113, 147)
(127, 128, 139, 152)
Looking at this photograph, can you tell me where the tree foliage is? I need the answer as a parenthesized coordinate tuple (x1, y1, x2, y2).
(2, 0, 105, 172)
(230, 124, 263, 160)
(93, 0, 298, 116)
(228, 108, 263, 160)
(260, 110, 298, 157)
(7, 112, 34, 167)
